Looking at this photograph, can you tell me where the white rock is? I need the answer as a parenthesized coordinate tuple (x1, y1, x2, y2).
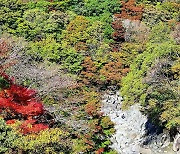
(101, 90, 147, 154)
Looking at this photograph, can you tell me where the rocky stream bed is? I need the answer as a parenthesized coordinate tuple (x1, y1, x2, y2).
(101, 88, 179, 154)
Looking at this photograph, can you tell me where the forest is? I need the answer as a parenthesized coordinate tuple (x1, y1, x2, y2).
(0, 0, 179, 153)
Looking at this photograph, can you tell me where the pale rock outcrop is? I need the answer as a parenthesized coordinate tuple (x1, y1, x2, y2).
(101, 89, 176, 154)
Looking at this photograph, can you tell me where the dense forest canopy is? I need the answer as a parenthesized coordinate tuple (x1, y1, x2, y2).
(0, 0, 179, 153)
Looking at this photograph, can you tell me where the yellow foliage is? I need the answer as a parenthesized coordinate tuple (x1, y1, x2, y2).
(171, 58, 180, 79)
(62, 16, 89, 47)
(14, 128, 67, 151)
(148, 99, 158, 109)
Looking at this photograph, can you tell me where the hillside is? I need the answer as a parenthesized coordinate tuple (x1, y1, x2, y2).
(0, 0, 179, 153)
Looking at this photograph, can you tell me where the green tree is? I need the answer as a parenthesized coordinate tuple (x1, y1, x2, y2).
(0, 0, 26, 33)
(16, 8, 68, 41)
(61, 15, 89, 47)
(82, 0, 121, 16)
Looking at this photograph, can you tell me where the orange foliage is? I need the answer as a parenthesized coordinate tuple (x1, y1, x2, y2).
(80, 56, 129, 85)
(95, 148, 104, 154)
(99, 61, 129, 85)
(75, 42, 88, 52)
(118, 0, 144, 20)
(84, 138, 94, 146)
(85, 99, 100, 117)
(112, 0, 143, 42)
(80, 57, 97, 85)
(6, 119, 16, 124)
(83, 91, 101, 117)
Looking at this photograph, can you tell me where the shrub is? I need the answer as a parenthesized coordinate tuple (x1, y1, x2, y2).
(100, 117, 114, 129)
(60, 48, 84, 73)
(0, 34, 26, 74)
(99, 61, 129, 85)
(82, 0, 121, 17)
(80, 56, 98, 85)
(9, 59, 75, 98)
(0, 74, 49, 134)
(14, 128, 70, 153)
(0, 0, 26, 32)
(142, 3, 177, 27)
(112, 0, 144, 42)
(61, 15, 89, 47)
(0, 118, 18, 153)
(16, 8, 68, 41)
(28, 38, 61, 61)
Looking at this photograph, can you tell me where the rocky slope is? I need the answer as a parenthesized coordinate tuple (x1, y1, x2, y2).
(101, 89, 177, 154)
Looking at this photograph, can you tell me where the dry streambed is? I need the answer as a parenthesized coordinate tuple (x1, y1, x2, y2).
(101, 90, 177, 154)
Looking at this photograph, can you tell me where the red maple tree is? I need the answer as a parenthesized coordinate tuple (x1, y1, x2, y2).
(0, 73, 48, 134)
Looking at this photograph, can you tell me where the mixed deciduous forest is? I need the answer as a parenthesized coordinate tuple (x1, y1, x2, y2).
(0, 0, 179, 153)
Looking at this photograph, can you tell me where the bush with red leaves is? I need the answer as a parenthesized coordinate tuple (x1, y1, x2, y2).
(0, 73, 49, 134)
(20, 119, 48, 134)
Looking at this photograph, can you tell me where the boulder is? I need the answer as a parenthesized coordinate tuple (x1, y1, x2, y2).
(173, 133, 180, 152)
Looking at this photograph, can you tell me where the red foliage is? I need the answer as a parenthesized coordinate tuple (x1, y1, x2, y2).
(0, 72, 14, 84)
(20, 119, 48, 134)
(0, 84, 44, 116)
(6, 119, 16, 124)
(5, 85, 36, 103)
(0, 73, 48, 134)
